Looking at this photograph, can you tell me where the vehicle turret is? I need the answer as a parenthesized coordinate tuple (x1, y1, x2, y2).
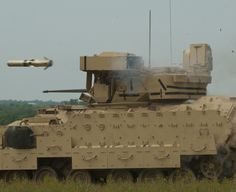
(78, 44, 212, 103)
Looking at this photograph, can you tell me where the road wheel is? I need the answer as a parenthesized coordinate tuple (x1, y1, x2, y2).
(107, 170, 133, 183)
(3, 171, 28, 182)
(200, 156, 223, 179)
(34, 166, 58, 182)
(138, 169, 164, 182)
(169, 168, 196, 183)
(67, 170, 91, 183)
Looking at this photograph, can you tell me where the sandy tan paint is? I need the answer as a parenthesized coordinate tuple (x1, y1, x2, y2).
(1, 44, 236, 181)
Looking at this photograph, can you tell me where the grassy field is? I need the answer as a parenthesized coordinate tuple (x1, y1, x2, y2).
(1, 179, 236, 192)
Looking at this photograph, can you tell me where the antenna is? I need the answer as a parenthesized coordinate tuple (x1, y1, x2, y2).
(169, 0, 173, 65)
(148, 10, 152, 68)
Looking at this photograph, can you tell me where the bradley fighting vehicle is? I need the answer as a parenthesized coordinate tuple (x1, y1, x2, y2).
(1, 44, 236, 182)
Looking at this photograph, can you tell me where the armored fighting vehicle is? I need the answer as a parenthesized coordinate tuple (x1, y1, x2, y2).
(1, 44, 236, 182)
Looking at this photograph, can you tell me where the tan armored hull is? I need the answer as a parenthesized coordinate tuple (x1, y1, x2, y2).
(0, 96, 235, 182)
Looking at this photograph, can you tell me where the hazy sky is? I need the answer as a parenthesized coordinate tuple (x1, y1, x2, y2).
(0, 0, 236, 101)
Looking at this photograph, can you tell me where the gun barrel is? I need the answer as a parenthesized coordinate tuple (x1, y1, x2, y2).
(43, 89, 87, 93)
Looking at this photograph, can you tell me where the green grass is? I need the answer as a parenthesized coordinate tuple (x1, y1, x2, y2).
(1, 178, 236, 192)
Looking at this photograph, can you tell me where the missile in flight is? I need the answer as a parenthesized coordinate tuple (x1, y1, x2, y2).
(7, 58, 53, 70)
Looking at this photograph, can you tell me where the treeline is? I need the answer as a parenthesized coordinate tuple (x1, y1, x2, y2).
(0, 100, 59, 125)
(0, 99, 85, 125)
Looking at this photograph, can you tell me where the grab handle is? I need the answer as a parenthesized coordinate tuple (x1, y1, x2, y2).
(154, 154, 170, 160)
(191, 144, 206, 152)
(12, 156, 27, 162)
(118, 154, 133, 160)
(82, 155, 97, 161)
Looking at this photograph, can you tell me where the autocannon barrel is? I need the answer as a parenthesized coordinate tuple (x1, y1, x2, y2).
(43, 89, 87, 93)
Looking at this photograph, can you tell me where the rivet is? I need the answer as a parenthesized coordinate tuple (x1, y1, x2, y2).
(83, 124, 91, 131)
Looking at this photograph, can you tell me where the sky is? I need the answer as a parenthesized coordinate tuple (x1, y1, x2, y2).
(0, 0, 236, 101)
